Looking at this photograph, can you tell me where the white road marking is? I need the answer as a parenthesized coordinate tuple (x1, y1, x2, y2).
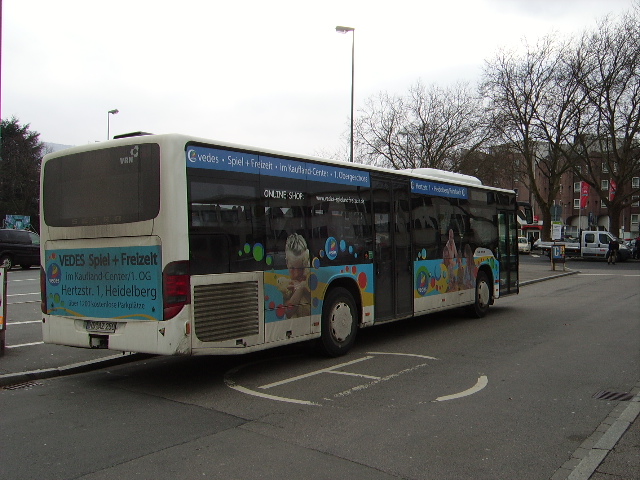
(332, 363, 429, 399)
(579, 273, 640, 277)
(367, 351, 439, 360)
(434, 375, 488, 402)
(6, 341, 44, 348)
(259, 356, 374, 389)
(226, 383, 320, 406)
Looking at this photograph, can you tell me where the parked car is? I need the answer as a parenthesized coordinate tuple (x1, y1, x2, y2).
(0, 229, 41, 269)
(518, 236, 531, 254)
(624, 239, 638, 259)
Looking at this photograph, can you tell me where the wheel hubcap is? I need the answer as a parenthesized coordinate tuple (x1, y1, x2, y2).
(330, 302, 352, 342)
(477, 281, 490, 307)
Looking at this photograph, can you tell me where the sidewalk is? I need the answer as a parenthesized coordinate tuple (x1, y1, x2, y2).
(1, 260, 637, 480)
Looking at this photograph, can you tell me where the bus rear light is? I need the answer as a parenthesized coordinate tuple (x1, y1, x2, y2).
(163, 261, 191, 320)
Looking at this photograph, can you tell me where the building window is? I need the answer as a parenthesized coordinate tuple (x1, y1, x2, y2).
(601, 200, 607, 208)
(574, 199, 580, 209)
(601, 180, 609, 190)
(574, 182, 580, 192)
(631, 214, 639, 225)
(602, 162, 609, 173)
(632, 196, 639, 207)
(633, 177, 640, 188)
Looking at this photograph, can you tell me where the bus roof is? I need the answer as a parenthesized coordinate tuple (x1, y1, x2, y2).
(42, 133, 516, 194)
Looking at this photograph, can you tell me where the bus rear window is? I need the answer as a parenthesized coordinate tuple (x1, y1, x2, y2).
(43, 144, 160, 226)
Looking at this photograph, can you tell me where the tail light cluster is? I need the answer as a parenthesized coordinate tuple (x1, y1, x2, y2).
(163, 261, 191, 320)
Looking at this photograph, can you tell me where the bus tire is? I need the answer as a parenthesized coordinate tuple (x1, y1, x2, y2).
(318, 287, 358, 357)
(469, 271, 491, 318)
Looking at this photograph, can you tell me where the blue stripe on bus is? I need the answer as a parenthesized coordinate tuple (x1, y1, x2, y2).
(186, 146, 370, 187)
(411, 179, 468, 199)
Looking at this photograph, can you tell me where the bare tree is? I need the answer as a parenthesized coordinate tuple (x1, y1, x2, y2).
(567, 9, 640, 234)
(481, 35, 584, 240)
(355, 81, 489, 171)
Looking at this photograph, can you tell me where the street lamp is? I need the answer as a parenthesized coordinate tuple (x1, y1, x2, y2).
(336, 25, 355, 162)
(107, 109, 119, 140)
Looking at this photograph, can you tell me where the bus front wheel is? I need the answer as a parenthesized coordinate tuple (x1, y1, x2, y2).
(469, 271, 491, 318)
(319, 287, 357, 357)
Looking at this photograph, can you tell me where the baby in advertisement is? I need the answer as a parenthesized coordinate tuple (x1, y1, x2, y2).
(277, 233, 311, 318)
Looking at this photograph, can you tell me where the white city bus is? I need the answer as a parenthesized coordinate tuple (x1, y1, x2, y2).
(40, 133, 521, 357)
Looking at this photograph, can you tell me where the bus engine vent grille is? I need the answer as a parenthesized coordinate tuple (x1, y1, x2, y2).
(193, 281, 260, 342)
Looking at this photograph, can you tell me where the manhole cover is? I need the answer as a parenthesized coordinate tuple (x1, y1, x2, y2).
(2, 381, 43, 390)
(592, 390, 635, 402)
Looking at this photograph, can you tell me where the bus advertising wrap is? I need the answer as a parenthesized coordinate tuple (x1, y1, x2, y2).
(411, 179, 468, 199)
(44, 246, 163, 321)
(186, 145, 370, 187)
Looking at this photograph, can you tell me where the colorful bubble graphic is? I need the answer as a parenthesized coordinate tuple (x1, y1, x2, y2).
(325, 237, 338, 260)
(252, 243, 264, 261)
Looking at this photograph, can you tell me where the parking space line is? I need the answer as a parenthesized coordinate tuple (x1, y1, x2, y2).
(434, 375, 488, 402)
(259, 356, 374, 389)
(328, 370, 381, 380)
(367, 351, 439, 360)
(229, 384, 320, 406)
(7, 341, 44, 349)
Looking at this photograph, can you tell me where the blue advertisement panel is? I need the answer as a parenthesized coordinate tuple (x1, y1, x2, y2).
(44, 246, 163, 320)
(411, 179, 468, 199)
(186, 145, 370, 187)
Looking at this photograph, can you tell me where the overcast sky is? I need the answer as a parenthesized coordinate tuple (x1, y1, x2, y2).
(1, 0, 635, 158)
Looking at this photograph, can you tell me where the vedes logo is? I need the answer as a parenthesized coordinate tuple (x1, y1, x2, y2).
(187, 148, 219, 165)
(325, 237, 338, 261)
(47, 263, 62, 286)
(415, 267, 430, 296)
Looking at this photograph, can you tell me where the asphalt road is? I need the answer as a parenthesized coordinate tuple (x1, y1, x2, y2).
(1, 256, 638, 480)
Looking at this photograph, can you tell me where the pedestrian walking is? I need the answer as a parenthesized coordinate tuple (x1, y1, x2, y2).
(607, 237, 619, 264)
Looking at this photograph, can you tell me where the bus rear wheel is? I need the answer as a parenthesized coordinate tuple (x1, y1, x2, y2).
(469, 271, 491, 318)
(318, 287, 357, 357)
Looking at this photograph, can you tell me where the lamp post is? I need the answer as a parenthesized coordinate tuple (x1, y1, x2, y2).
(107, 109, 119, 140)
(336, 25, 355, 162)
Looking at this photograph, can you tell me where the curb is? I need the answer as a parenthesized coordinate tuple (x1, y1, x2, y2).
(520, 269, 580, 287)
(553, 382, 640, 480)
(0, 353, 151, 388)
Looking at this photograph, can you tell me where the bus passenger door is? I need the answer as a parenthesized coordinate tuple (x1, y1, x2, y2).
(497, 210, 519, 295)
(372, 178, 413, 321)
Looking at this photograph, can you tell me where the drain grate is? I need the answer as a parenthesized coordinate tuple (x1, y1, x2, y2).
(592, 390, 635, 402)
(2, 381, 43, 391)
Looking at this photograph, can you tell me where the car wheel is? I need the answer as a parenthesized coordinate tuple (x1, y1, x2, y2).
(1, 254, 14, 269)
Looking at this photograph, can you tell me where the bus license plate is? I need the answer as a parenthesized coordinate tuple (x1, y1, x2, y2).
(86, 321, 116, 333)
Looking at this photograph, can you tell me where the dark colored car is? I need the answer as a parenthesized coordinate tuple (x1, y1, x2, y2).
(0, 229, 41, 269)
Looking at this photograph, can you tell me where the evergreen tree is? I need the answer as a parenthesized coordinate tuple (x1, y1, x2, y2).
(0, 117, 44, 219)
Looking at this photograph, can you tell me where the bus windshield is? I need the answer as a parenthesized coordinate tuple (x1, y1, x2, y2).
(43, 143, 161, 226)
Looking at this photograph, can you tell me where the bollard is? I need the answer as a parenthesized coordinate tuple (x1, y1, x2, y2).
(0, 266, 6, 356)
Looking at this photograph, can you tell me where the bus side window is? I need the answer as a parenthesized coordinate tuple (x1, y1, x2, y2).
(189, 234, 230, 274)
